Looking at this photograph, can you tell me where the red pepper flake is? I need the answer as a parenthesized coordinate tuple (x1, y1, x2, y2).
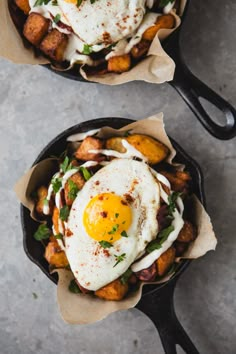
(103, 249, 110, 257)
(124, 193, 134, 203)
(95, 180, 100, 185)
(100, 211, 108, 218)
(66, 228, 73, 237)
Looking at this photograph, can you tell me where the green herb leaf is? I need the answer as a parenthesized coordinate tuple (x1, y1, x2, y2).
(53, 14, 61, 24)
(168, 191, 181, 216)
(68, 179, 79, 200)
(99, 240, 113, 249)
(59, 205, 69, 221)
(108, 224, 119, 235)
(68, 279, 81, 294)
(82, 44, 93, 55)
(146, 225, 174, 253)
(34, 224, 51, 241)
(79, 166, 92, 181)
(158, 225, 174, 243)
(33, 0, 50, 6)
(113, 253, 126, 267)
(54, 233, 63, 240)
(52, 177, 62, 193)
(123, 129, 132, 137)
(77, 0, 83, 7)
(120, 268, 132, 285)
(115, 213, 119, 218)
(43, 198, 49, 206)
(121, 230, 128, 238)
(60, 156, 73, 174)
(52, 0, 58, 5)
(159, 0, 175, 7)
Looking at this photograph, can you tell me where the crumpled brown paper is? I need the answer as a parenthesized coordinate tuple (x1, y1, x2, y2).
(15, 113, 217, 324)
(1, 0, 186, 84)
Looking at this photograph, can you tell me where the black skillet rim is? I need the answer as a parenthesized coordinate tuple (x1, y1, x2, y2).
(20, 117, 205, 296)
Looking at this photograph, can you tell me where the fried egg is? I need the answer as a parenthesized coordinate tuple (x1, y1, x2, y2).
(57, 0, 146, 45)
(65, 158, 160, 291)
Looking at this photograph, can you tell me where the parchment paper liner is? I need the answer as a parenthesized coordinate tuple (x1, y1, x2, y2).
(15, 113, 217, 324)
(1, 0, 186, 84)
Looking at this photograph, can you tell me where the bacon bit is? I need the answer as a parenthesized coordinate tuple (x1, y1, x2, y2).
(66, 228, 73, 237)
(135, 262, 157, 281)
(100, 211, 108, 218)
(103, 249, 110, 257)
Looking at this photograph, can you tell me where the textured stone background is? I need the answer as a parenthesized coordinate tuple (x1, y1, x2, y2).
(1, 0, 236, 353)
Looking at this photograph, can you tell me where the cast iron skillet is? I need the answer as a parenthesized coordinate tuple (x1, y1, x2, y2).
(21, 117, 205, 354)
(42, 0, 236, 141)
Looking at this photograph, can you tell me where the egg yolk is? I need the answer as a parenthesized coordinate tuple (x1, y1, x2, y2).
(83, 193, 132, 243)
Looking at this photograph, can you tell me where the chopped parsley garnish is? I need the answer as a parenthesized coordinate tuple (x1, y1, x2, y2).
(59, 205, 70, 221)
(33, 0, 50, 6)
(60, 156, 73, 174)
(43, 198, 49, 206)
(79, 166, 92, 181)
(115, 213, 119, 218)
(113, 253, 126, 267)
(68, 279, 81, 294)
(146, 225, 174, 253)
(53, 14, 61, 24)
(77, 0, 83, 6)
(82, 44, 93, 55)
(120, 268, 132, 285)
(68, 179, 79, 200)
(168, 191, 181, 216)
(99, 240, 113, 249)
(51, 0, 58, 5)
(54, 233, 63, 240)
(52, 177, 62, 193)
(108, 224, 119, 235)
(159, 0, 175, 7)
(121, 230, 128, 238)
(33, 224, 51, 241)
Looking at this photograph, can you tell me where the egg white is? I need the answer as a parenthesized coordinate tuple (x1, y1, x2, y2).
(65, 158, 160, 291)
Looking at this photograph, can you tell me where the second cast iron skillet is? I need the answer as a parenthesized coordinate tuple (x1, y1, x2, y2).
(21, 117, 205, 354)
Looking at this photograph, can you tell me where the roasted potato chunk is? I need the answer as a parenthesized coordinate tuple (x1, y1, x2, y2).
(64, 172, 85, 206)
(52, 207, 60, 235)
(108, 54, 131, 73)
(45, 240, 68, 268)
(23, 12, 50, 46)
(175, 241, 188, 257)
(40, 29, 68, 62)
(160, 170, 191, 192)
(142, 14, 175, 41)
(35, 186, 48, 215)
(95, 279, 128, 301)
(15, 0, 30, 15)
(156, 247, 176, 276)
(106, 134, 169, 164)
(75, 136, 104, 161)
(177, 221, 196, 243)
(131, 39, 150, 59)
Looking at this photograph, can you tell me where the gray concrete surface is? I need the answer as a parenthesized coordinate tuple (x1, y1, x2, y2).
(1, 0, 236, 353)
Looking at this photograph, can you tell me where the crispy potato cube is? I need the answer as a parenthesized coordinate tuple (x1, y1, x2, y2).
(52, 207, 60, 235)
(15, 0, 30, 15)
(95, 279, 128, 301)
(160, 171, 189, 192)
(40, 29, 68, 62)
(143, 14, 175, 41)
(108, 54, 131, 73)
(131, 39, 150, 59)
(75, 136, 104, 161)
(177, 221, 196, 243)
(175, 171, 191, 182)
(105, 137, 126, 153)
(126, 134, 169, 165)
(64, 172, 85, 206)
(45, 240, 68, 268)
(23, 12, 50, 46)
(35, 186, 48, 215)
(156, 247, 176, 276)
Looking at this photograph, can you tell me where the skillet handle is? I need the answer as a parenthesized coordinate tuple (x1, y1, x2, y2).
(168, 41, 236, 140)
(136, 280, 199, 354)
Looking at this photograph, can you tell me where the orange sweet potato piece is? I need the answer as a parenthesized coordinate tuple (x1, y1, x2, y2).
(160, 171, 190, 192)
(108, 54, 131, 73)
(35, 186, 48, 215)
(156, 247, 176, 276)
(64, 172, 85, 206)
(177, 221, 196, 243)
(95, 279, 129, 301)
(142, 14, 175, 41)
(131, 39, 150, 59)
(45, 240, 68, 268)
(15, 0, 30, 14)
(23, 12, 50, 46)
(52, 207, 60, 235)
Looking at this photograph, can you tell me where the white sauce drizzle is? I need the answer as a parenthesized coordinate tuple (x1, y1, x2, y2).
(163, 1, 176, 14)
(67, 128, 100, 142)
(146, 0, 154, 9)
(89, 139, 148, 162)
